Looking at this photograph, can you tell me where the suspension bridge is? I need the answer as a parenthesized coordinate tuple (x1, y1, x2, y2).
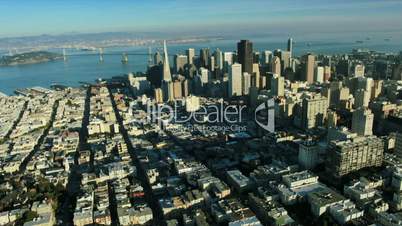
(61, 47, 161, 63)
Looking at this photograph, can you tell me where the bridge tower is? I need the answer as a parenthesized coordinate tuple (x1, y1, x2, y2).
(99, 48, 104, 62)
(63, 48, 67, 61)
(121, 53, 128, 64)
(148, 47, 153, 66)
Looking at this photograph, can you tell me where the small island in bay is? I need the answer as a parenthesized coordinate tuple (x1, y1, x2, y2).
(0, 51, 63, 66)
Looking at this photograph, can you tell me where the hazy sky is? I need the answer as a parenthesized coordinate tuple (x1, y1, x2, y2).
(1, 0, 402, 38)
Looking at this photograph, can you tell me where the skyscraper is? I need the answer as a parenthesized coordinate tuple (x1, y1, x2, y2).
(224, 52, 234, 72)
(354, 89, 370, 109)
(242, 72, 251, 95)
(324, 66, 331, 82)
(253, 52, 260, 64)
(162, 40, 172, 82)
(186, 48, 195, 65)
(229, 63, 242, 97)
(262, 50, 272, 66)
(199, 67, 210, 85)
(154, 51, 162, 65)
(181, 79, 189, 97)
(301, 94, 328, 129)
(272, 56, 281, 76)
(371, 80, 383, 99)
(214, 49, 223, 71)
(281, 51, 291, 70)
(287, 38, 293, 57)
(271, 74, 285, 97)
(352, 108, 374, 136)
(200, 48, 210, 68)
(173, 80, 183, 99)
(210, 56, 215, 72)
(252, 63, 260, 88)
(237, 40, 253, 74)
(174, 54, 188, 74)
(356, 77, 373, 95)
(274, 49, 291, 71)
(303, 53, 315, 84)
(315, 66, 324, 83)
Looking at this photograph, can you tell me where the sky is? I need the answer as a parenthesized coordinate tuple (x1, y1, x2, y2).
(1, 0, 402, 38)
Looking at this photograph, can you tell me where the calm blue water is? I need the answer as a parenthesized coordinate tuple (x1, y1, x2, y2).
(1, 37, 401, 95)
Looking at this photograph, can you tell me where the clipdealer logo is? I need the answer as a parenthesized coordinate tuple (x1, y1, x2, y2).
(144, 98, 275, 133)
(254, 98, 275, 133)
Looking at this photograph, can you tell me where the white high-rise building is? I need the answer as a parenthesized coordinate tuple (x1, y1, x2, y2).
(186, 48, 195, 65)
(352, 108, 374, 136)
(242, 72, 251, 95)
(252, 63, 260, 88)
(174, 54, 188, 74)
(162, 40, 172, 82)
(315, 66, 324, 83)
(210, 56, 215, 72)
(262, 50, 272, 65)
(287, 38, 293, 57)
(272, 56, 281, 76)
(301, 94, 328, 129)
(199, 67, 210, 85)
(229, 63, 242, 97)
(224, 52, 234, 65)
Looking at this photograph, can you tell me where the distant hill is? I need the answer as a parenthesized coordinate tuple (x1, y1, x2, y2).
(0, 51, 62, 66)
(0, 32, 224, 53)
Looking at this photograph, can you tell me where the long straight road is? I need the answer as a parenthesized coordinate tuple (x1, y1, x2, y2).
(108, 85, 167, 226)
(1, 100, 28, 144)
(56, 87, 91, 225)
(19, 99, 59, 173)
